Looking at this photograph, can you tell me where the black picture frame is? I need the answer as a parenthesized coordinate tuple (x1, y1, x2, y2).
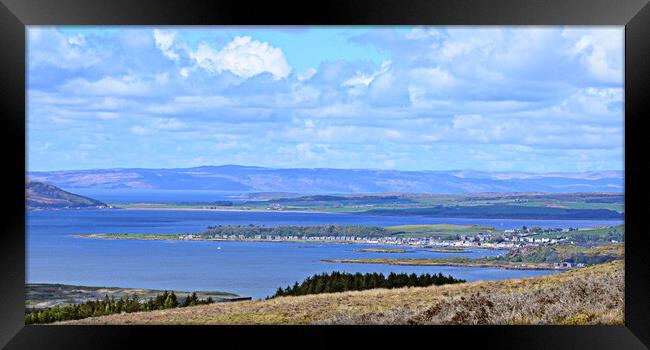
(1, 0, 649, 348)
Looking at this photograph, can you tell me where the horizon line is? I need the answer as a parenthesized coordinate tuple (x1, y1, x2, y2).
(26, 164, 625, 175)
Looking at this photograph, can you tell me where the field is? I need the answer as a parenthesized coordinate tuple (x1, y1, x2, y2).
(386, 224, 496, 239)
(386, 224, 496, 232)
(60, 260, 623, 325)
(110, 192, 624, 220)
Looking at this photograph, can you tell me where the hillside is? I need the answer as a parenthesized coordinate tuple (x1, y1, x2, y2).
(61, 260, 623, 325)
(26, 180, 109, 209)
(28, 165, 624, 194)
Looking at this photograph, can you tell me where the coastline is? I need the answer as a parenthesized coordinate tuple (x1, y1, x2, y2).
(70, 234, 508, 250)
(72, 234, 566, 270)
(321, 258, 563, 271)
(114, 206, 333, 214)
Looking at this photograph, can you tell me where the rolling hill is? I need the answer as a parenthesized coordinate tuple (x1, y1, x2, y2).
(26, 180, 109, 209)
(28, 165, 624, 194)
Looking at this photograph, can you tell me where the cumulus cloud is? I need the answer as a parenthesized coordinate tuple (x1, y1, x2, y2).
(562, 28, 623, 83)
(556, 87, 623, 119)
(153, 29, 179, 61)
(27, 27, 624, 172)
(190, 36, 291, 79)
(342, 60, 391, 87)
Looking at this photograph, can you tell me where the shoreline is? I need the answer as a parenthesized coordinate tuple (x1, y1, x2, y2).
(71, 234, 509, 250)
(114, 206, 334, 214)
(321, 258, 564, 271)
(26, 283, 245, 311)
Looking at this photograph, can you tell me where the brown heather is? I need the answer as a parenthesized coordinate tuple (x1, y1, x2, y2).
(60, 260, 623, 325)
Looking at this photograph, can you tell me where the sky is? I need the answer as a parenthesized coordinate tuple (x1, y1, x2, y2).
(27, 26, 624, 172)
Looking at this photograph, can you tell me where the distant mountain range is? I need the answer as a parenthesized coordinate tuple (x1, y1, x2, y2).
(27, 165, 624, 194)
(26, 180, 109, 209)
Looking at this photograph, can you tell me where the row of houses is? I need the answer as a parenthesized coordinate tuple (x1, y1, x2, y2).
(554, 262, 586, 269)
(178, 232, 573, 250)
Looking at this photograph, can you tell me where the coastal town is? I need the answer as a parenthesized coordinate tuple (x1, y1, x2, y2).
(178, 225, 618, 251)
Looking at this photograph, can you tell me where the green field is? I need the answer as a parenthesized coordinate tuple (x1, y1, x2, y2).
(110, 192, 624, 220)
(386, 224, 496, 232)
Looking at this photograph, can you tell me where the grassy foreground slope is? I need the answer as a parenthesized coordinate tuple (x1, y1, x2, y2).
(62, 260, 623, 325)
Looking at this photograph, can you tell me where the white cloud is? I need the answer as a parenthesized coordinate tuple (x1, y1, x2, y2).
(342, 60, 391, 87)
(67, 34, 86, 46)
(562, 28, 623, 83)
(28, 28, 101, 69)
(27, 27, 625, 172)
(153, 29, 179, 61)
(297, 68, 317, 81)
(405, 26, 444, 40)
(555, 87, 623, 119)
(61, 76, 151, 96)
(190, 36, 291, 79)
(179, 67, 191, 77)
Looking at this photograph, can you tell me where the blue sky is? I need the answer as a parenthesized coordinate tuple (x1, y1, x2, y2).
(27, 26, 624, 172)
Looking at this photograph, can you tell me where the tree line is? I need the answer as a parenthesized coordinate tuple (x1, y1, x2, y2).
(202, 224, 390, 238)
(270, 271, 465, 298)
(25, 291, 213, 324)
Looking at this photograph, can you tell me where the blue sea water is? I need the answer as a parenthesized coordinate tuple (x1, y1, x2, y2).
(26, 209, 621, 299)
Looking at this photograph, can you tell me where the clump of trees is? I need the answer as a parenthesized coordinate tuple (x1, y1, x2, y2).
(499, 244, 621, 265)
(25, 291, 214, 325)
(270, 271, 465, 299)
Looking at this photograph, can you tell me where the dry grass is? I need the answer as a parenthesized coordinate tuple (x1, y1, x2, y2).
(318, 262, 623, 325)
(61, 260, 623, 325)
